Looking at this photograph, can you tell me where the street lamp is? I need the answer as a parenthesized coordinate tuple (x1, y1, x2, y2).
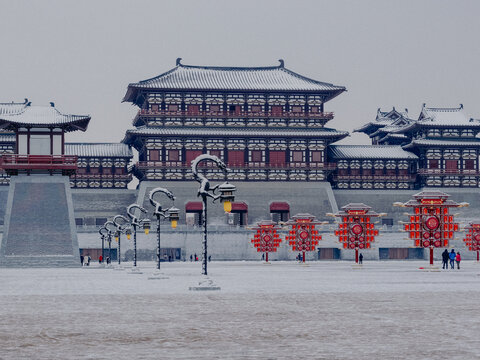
(126, 204, 150, 268)
(191, 154, 236, 276)
(98, 226, 108, 264)
(113, 214, 131, 265)
(104, 220, 116, 264)
(149, 187, 179, 271)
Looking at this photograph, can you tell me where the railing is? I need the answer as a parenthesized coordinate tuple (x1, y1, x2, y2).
(418, 169, 480, 176)
(0, 155, 78, 172)
(333, 175, 417, 181)
(70, 174, 132, 181)
(135, 161, 337, 171)
(137, 109, 334, 120)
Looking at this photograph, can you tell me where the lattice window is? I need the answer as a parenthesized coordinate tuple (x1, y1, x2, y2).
(385, 160, 396, 169)
(462, 149, 477, 159)
(444, 149, 460, 159)
(427, 129, 441, 137)
(362, 160, 373, 169)
(374, 160, 384, 169)
(338, 160, 348, 169)
(350, 160, 361, 169)
(461, 129, 474, 137)
(443, 129, 459, 137)
(227, 139, 246, 150)
(426, 149, 442, 159)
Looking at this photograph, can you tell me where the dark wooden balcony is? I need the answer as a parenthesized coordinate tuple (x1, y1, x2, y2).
(137, 109, 334, 120)
(0, 155, 78, 175)
(70, 174, 132, 181)
(135, 161, 337, 171)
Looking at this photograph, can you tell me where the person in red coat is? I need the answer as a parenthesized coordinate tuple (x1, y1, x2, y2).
(455, 252, 461, 270)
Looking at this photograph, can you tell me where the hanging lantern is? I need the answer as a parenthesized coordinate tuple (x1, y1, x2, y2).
(218, 182, 236, 213)
(168, 206, 180, 229)
(142, 219, 151, 235)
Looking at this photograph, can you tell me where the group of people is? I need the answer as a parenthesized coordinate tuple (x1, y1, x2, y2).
(442, 249, 461, 269)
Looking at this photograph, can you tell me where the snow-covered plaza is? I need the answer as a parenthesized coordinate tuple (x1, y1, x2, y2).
(1, 260, 480, 359)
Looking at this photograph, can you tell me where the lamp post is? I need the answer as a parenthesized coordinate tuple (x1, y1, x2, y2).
(149, 187, 179, 270)
(126, 204, 150, 268)
(191, 154, 236, 276)
(104, 220, 116, 264)
(98, 226, 108, 264)
(113, 215, 131, 265)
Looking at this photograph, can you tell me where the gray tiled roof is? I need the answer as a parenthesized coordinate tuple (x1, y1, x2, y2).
(65, 143, 133, 158)
(123, 126, 349, 142)
(123, 60, 346, 102)
(0, 104, 90, 132)
(403, 138, 480, 148)
(0, 101, 28, 116)
(329, 145, 418, 159)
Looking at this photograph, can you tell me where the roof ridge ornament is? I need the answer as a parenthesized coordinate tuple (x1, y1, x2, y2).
(24, 98, 28, 104)
(176, 58, 182, 66)
(50, 102, 55, 107)
(278, 59, 284, 68)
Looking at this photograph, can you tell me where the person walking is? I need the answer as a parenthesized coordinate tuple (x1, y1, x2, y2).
(190, 254, 193, 262)
(98, 255, 103, 264)
(449, 249, 456, 269)
(359, 253, 363, 264)
(456, 252, 461, 270)
(442, 249, 449, 270)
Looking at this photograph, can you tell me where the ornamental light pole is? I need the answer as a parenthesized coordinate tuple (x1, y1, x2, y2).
(149, 187, 179, 271)
(126, 204, 151, 268)
(462, 223, 480, 262)
(104, 220, 116, 264)
(250, 220, 282, 262)
(191, 154, 236, 276)
(394, 190, 468, 266)
(285, 213, 324, 263)
(113, 215, 131, 265)
(328, 203, 384, 265)
(98, 226, 108, 263)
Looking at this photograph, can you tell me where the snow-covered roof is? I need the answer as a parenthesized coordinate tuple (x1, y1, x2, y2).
(0, 100, 29, 116)
(378, 133, 409, 144)
(354, 107, 414, 134)
(328, 145, 418, 159)
(123, 59, 346, 103)
(123, 126, 348, 143)
(403, 138, 480, 148)
(65, 143, 133, 158)
(0, 104, 90, 132)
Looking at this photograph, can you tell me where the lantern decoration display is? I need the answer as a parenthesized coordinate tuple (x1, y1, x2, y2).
(394, 190, 468, 266)
(331, 203, 383, 264)
(463, 222, 480, 262)
(285, 213, 323, 263)
(250, 220, 282, 262)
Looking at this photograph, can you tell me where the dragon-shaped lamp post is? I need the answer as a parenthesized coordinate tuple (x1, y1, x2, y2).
(104, 220, 116, 264)
(191, 154, 236, 276)
(149, 187, 179, 270)
(113, 215, 131, 265)
(98, 226, 108, 263)
(126, 204, 150, 268)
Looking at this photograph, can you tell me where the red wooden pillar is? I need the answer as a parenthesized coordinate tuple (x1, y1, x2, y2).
(265, 252, 269, 262)
(355, 247, 359, 264)
(429, 246, 434, 266)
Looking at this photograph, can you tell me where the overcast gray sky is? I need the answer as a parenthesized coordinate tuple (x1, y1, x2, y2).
(1, 0, 479, 145)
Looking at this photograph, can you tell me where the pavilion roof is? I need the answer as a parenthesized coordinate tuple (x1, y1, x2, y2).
(0, 99, 29, 116)
(64, 143, 133, 158)
(328, 145, 417, 160)
(0, 103, 90, 132)
(123, 59, 346, 103)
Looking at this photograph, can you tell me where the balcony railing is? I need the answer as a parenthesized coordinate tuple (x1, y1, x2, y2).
(418, 169, 480, 176)
(138, 109, 334, 120)
(333, 174, 417, 181)
(0, 155, 78, 174)
(70, 174, 132, 181)
(135, 161, 337, 171)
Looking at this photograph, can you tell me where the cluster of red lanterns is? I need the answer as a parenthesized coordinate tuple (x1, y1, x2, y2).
(251, 220, 282, 262)
(463, 223, 480, 261)
(331, 203, 381, 264)
(395, 190, 467, 266)
(285, 214, 323, 262)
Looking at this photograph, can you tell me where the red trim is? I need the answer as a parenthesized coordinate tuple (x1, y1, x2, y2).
(185, 201, 203, 211)
(270, 202, 290, 211)
(231, 202, 248, 212)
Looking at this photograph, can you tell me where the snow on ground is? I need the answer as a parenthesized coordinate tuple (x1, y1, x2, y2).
(1, 260, 480, 359)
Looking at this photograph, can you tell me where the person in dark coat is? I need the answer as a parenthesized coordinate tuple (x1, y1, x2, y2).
(190, 254, 193, 262)
(449, 249, 456, 269)
(442, 249, 449, 269)
(359, 253, 363, 264)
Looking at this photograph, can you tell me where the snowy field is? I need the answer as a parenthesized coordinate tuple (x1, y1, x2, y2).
(1, 260, 480, 360)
